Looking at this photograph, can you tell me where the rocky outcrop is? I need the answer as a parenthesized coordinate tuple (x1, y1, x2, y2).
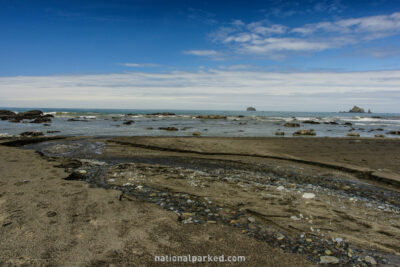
(275, 131, 285, 136)
(283, 122, 300, 127)
(192, 132, 201, 136)
(348, 106, 365, 113)
(246, 107, 256, 111)
(0, 110, 16, 120)
(0, 110, 53, 124)
(196, 115, 227, 120)
(293, 129, 316, 136)
(387, 131, 400, 135)
(20, 131, 44, 137)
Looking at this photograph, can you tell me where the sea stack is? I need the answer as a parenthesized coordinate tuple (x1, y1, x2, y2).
(246, 107, 256, 111)
(348, 106, 365, 113)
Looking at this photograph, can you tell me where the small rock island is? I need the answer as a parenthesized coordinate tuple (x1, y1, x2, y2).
(246, 107, 256, 111)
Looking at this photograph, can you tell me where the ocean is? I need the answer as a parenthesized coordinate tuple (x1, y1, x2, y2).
(1, 107, 400, 138)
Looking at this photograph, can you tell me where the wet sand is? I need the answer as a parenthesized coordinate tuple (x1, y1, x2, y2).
(1, 136, 400, 266)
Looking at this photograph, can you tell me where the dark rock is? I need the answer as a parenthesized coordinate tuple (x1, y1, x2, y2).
(46, 211, 57, 217)
(20, 131, 44, 137)
(67, 118, 88, 122)
(159, 127, 179, 131)
(302, 120, 320, 124)
(0, 110, 15, 116)
(348, 106, 365, 113)
(344, 122, 353, 126)
(47, 131, 61, 133)
(371, 116, 381, 119)
(283, 122, 300, 127)
(387, 131, 400, 135)
(275, 131, 285, 136)
(31, 117, 52, 123)
(64, 171, 86, 181)
(192, 132, 201, 136)
(123, 120, 135, 125)
(246, 107, 256, 111)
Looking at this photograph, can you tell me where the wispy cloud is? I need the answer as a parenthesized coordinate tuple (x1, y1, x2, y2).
(121, 63, 159, 67)
(210, 12, 400, 59)
(1, 69, 400, 111)
(183, 50, 221, 57)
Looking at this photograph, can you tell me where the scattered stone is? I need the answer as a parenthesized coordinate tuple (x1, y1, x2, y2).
(248, 217, 256, 223)
(335, 237, 343, 243)
(293, 129, 316, 136)
(159, 127, 179, 131)
(290, 215, 300, 221)
(302, 120, 320, 124)
(68, 118, 88, 122)
(20, 131, 44, 137)
(196, 115, 227, 119)
(302, 193, 315, 199)
(364, 256, 377, 265)
(276, 186, 285, 191)
(320, 256, 339, 264)
(387, 131, 400, 135)
(283, 122, 300, 127)
(123, 120, 135, 125)
(46, 211, 57, 217)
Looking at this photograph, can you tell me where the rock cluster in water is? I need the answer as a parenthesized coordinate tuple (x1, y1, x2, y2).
(0, 110, 52, 124)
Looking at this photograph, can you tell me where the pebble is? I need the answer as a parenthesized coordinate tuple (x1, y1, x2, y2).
(364, 256, 377, 265)
(320, 256, 339, 264)
(335, 237, 343, 243)
(290, 215, 300, 221)
(302, 193, 315, 199)
(248, 217, 256, 223)
(276, 186, 285, 191)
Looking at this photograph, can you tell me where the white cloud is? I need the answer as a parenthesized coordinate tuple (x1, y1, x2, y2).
(1, 69, 400, 111)
(121, 63, 159, 67)
(210, 12, 400, 58)
(183, 50, 221, 57)
(292, 12, 400, 37)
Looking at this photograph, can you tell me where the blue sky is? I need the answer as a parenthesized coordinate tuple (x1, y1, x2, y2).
(1, 0, 400, 111)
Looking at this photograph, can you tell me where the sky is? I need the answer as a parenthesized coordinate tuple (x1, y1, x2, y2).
(1, 0, 400, 112)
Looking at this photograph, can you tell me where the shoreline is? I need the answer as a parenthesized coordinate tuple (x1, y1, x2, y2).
(1, 135, 400, 266)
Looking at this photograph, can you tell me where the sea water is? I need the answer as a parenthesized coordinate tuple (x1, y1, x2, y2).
(1, 107, 400, 138)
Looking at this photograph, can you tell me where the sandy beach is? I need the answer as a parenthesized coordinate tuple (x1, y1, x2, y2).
(0, 136, 399, 266)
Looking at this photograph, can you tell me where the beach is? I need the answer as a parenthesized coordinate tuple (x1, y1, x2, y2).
(0, 135, 399, 266)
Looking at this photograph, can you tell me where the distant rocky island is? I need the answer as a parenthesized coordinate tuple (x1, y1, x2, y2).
(246, 107, 256, 111)
(340, 106, 372, 113)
